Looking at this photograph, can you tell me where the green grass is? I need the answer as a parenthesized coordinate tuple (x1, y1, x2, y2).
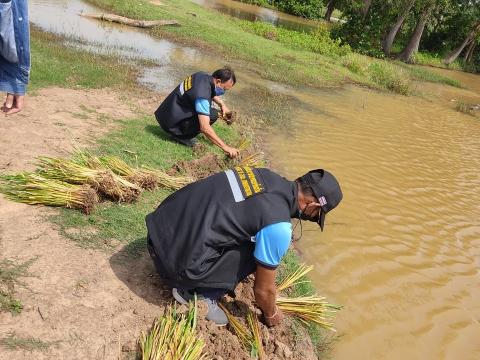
(0, 333, 59, 352)
(0, 258, 36, 315)
(51, 115, 239, 251)
(83, 0, 460, 94)
(30, 27, 137, 91)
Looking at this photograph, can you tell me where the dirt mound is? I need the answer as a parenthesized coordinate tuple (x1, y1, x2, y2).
(169, 153, 227, 180)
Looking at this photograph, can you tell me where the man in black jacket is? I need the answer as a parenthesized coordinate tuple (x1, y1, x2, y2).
(146, 166, 343, 326)
(154, 67, 239, 158)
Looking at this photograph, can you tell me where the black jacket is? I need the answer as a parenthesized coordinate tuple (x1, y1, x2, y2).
(146, 167, 299, 290)
(155, 71, 215, 131)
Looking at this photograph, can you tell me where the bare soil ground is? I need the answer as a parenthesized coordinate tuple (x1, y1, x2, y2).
(0, 87, 317, 359)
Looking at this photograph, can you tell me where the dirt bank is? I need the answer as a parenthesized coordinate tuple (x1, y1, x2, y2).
(0, 87, 319, 359)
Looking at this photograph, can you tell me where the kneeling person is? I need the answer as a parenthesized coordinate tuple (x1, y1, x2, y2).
(146, 166, 343, 326)
(155, 67, 239, 158)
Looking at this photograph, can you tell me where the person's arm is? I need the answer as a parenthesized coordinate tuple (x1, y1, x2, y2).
(254, 264, 284, 327)
(252, 222, 292, 327)
(212, 95, 230, 116)
(198, 114, 239, 158)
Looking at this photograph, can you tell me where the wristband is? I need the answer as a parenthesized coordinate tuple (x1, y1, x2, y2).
(264, 306, 278, 319)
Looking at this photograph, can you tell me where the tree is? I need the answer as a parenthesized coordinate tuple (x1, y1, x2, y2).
(443, 21, 480, 64)
(324, 0, 336, 21)
(383, 0, 416, 55)
(397, 1, 434, 63)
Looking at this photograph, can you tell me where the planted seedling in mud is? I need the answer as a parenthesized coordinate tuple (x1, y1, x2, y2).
(219, 304, 265, 360)
(139, 297, 208, 360)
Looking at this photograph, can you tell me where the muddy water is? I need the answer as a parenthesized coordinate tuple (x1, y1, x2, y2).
(269, 77, 480, 359)
(191, 0, 320, 32)
(30, 0, 480, 358)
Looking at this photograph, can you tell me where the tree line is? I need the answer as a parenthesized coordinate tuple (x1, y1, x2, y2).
(241, 0, 480, 71)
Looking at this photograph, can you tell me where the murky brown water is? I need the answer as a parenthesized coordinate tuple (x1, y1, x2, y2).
(30, 0, 480, 358)
(269, 77, 480, 359)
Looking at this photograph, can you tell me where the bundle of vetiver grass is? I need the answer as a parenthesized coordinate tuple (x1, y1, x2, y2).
(139, 300, 207, 360)
(76, 151, 194, 191)
(276, 263, 341, 331)
(0, 173, 98, 214)
(234, 139, 265, 168)
(219, 304, 265, 360)
(36, 156, 141, 203)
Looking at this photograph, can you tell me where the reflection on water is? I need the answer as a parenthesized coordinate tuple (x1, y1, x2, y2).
(269, 77, 480, 359)
(191, 0, 320, 32)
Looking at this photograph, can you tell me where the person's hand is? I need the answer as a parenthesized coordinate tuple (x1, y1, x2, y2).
(223, 145, 240, 158)
(2, 93, 25, 115)
(263, 307, 284, 327)
(221, 104, 231, 117)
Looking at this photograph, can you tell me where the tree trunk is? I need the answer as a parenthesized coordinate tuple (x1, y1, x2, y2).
(383, 0, 416, 55)
(397, 5, 432, 63)
(361, 0, 372, 19)
(324, 0, 336, 22)
(465, 39, 477, 64)
(444, 22, 480, 65)
(80, 13, 180, 28)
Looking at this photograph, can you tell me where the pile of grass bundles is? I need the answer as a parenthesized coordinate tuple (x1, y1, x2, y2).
(98, 156, 159, 190)
(77, 152, 193, 191)
(0, 173, 98, 214)
(36, 156, 141, 203)
(139, 300, 207, 360)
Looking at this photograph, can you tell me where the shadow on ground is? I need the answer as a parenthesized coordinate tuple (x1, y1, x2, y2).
(109, 236, 171, 306)
(144, 124, 170, 141)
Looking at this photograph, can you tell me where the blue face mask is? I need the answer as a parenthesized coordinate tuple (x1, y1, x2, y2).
(215, 87, 226, 96)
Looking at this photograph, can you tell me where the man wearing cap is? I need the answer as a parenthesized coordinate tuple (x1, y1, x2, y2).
(146, 166, 342, 326)
(154, 67, 239, 158)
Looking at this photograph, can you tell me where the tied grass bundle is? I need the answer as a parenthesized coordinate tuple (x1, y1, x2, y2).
(36, 156, 141, 203)
(139, 299, 207, 360)
(234, 139, 265, 168)
(98, 156, 159, 191)
(276, 263, 313, 292)
(0, 173, 98, 214)
(276, 296, 341, 331)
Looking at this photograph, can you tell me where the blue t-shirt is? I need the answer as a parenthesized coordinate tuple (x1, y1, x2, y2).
(194, 98, 210, 115)
(253, 222, 292, 268)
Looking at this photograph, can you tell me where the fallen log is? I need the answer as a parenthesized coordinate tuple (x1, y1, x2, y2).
(80, 13, 180, 28)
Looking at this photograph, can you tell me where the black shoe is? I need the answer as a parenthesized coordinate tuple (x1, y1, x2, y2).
(169, 135, 197, 147)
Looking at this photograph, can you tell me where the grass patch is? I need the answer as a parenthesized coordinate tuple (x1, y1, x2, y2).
(0, 333, 59, 352)
(30, 27, 137, 91)
(84, 0, 459, 94)
(0, 258, 36, 315)
(367, 61, 411, 95)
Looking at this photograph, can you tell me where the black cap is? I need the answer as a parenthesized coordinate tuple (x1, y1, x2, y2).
(301, 169, 342, 231)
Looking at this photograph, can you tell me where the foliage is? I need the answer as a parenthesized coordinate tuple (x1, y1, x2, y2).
(238, 20, 351, 57)
(368, 61, 411, 95)
(238, 0, 325, 19)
